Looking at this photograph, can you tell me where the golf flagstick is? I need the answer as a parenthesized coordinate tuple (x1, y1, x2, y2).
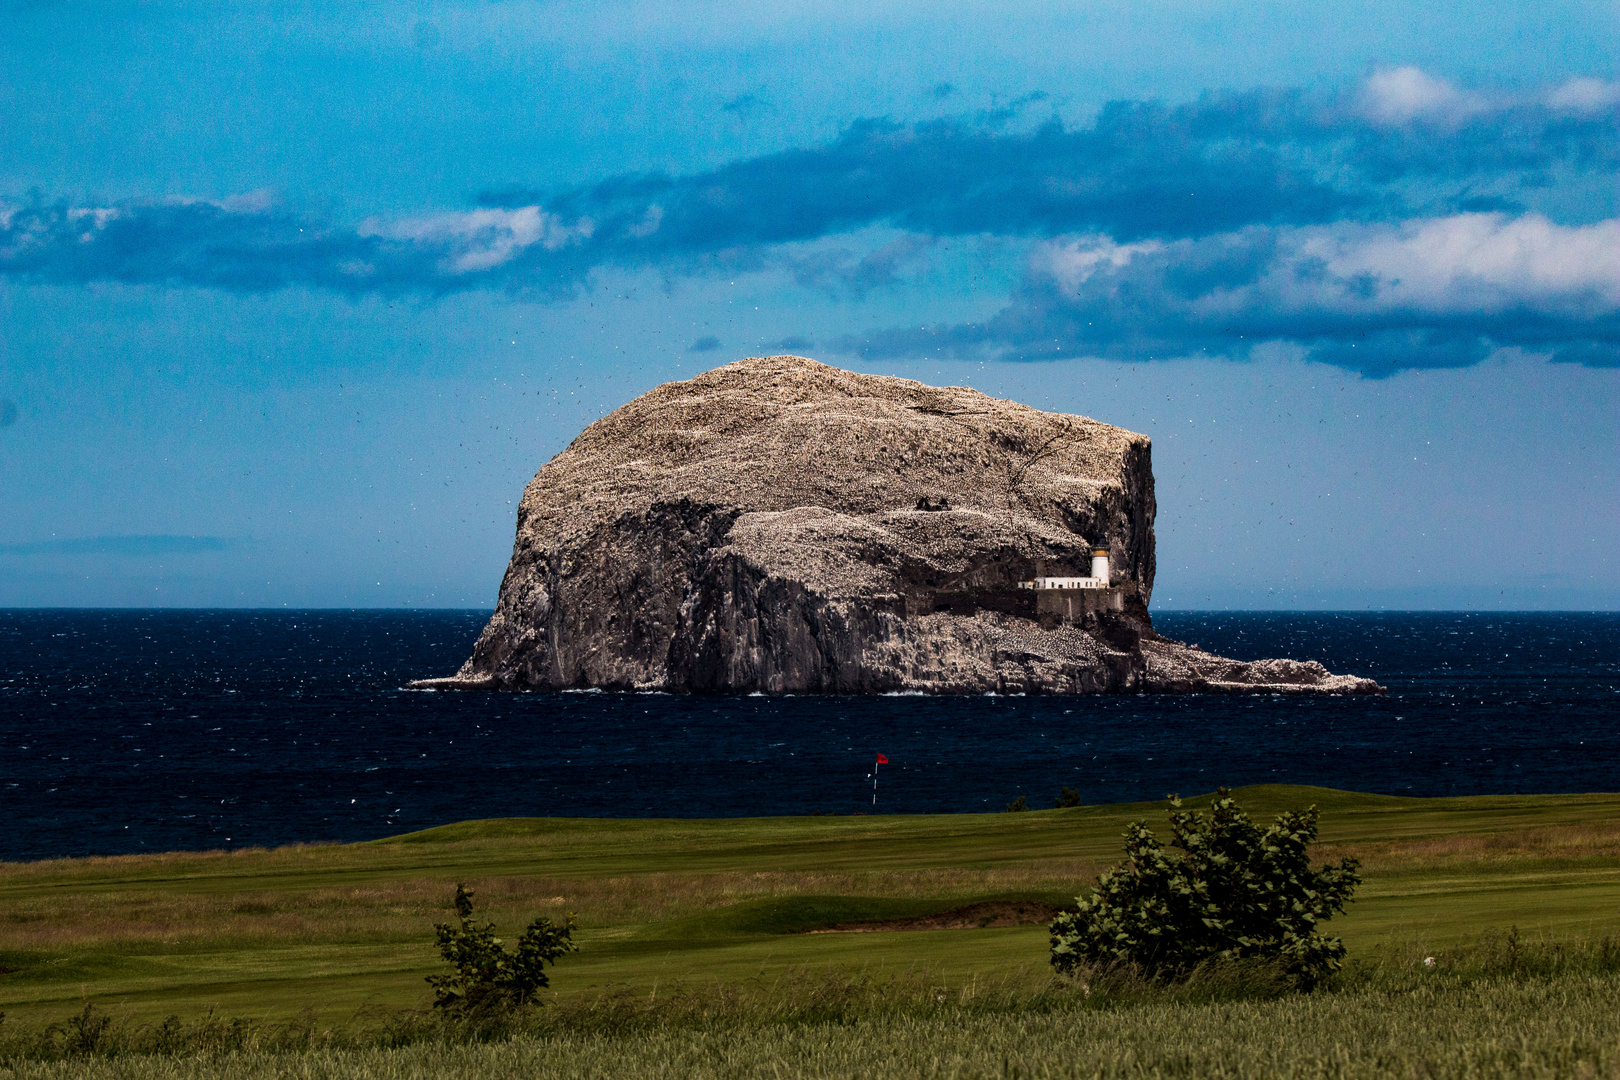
(873, 752, 889, 807)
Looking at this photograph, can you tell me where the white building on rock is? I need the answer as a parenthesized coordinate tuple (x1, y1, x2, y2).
(1019, 547, 1111, 590)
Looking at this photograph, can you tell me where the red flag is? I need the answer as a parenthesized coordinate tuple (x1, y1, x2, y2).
(875, 753, 889, 764)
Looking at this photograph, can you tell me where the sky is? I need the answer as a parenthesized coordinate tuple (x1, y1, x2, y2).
(1, 0, 1616, 610)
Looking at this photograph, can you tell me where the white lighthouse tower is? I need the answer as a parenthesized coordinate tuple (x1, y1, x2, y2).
(1015, 541, 1123, 615)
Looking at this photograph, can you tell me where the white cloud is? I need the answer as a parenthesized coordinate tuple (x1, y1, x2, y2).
(1041, 235, 1164, 296)
(1280, 213, 1620, 316)
(65, 207, 121, 229)
(360, 206, 594, 274)
(1358, 67, 1487, 126)
(1547, 77, 1620, 116)
(1028, 213, 1620, 325)
(63, 206, 121, 244)
(218, 189, 279, 213)
(155, 192, 277, 213)
(624, 204, 664, 239)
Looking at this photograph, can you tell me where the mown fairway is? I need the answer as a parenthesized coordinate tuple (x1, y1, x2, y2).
(4, 785, 1620, 1028)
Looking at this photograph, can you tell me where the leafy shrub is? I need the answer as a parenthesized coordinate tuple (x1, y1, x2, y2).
(1054, 786, 1083, 808)
(427, 885, 577, 1012)
(1004, 796, 1029, 812)
(1050, 791, 1360, 988)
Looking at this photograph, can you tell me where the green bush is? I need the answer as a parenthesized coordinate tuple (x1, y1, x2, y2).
(63, 1004, 111, 1056)
(427, 885, 577, 1012)
(1004, 796, 1029, 812)
(1050, 791, 1360, 988)
(1054, 786, 1083, 808)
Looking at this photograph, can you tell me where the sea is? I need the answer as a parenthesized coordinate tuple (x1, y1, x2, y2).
(1, 610, 1617, 862)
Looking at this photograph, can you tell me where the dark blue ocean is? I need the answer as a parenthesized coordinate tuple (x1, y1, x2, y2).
(1, 610, 1617, 862)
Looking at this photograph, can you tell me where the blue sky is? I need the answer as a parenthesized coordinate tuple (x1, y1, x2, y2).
(2, 0, 1616, 609)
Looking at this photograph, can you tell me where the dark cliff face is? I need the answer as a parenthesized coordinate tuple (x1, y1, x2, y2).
(415, 356, 1381, 696)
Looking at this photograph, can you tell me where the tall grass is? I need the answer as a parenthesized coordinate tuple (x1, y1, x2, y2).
(5, 971, 1620, 1078)
(4, 935, 1620, 1077)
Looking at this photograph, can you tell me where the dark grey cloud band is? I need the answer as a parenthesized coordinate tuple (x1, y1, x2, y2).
(2, 75, 1615, 373)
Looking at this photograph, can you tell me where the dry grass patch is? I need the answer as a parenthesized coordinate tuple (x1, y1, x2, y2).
(1325, 821, 1620, 870)
(0, 860, 1105, 954)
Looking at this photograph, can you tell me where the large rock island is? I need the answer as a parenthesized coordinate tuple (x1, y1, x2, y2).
(413, 356, 1382, 695)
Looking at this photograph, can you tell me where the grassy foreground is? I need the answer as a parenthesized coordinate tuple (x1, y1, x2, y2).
(7, 971, 1620, 1079)
(4, 785, 1620, 1075)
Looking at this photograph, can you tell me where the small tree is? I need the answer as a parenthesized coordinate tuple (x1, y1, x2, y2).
(1050, 791, 1360, 988)
(427, 885, 577, 1012)
(1055, 786, 1083, 808)
(1005, 795, 1029, 812)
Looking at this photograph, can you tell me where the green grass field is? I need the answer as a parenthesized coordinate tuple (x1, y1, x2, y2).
(4, 785, 1620, 1076)
(5, 785, 1620, 1023)
(9, 974, 1620, 1080)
